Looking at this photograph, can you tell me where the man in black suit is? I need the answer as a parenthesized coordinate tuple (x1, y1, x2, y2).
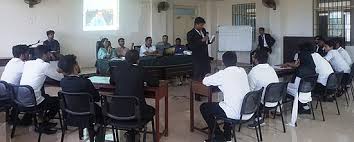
(110, 50, 158, 119)
(258, 27, 275, 53)
(187, 17, 214, 81)
(314, 35, 326, 56)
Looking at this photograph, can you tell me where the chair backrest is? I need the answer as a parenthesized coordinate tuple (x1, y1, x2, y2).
(350, 63, 354, 78)
(334, 72, 344, 88)
(325, 73, 338, 90)
(102, 95, 140, 121)
(58, 91, 95, 116)
(264, 82, 288, 103)
(11, 85, 37, 108)
(0, 81, 11, 101)
(240, 88, 263, 115)
(298, 74, 318, 93)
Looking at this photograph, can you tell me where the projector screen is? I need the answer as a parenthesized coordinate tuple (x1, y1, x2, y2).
(83, 0, 119, 31)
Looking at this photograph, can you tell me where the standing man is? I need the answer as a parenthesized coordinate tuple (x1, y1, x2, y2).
(187, 17, 214, 81)
(156, 35, 172, 55)
(258, 27, 275, 54)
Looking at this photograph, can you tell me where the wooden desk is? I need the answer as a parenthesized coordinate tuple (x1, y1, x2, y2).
(189, 68, 295, 134)
(91, 78, 169, 142)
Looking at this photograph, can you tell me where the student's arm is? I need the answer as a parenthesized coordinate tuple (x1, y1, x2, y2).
(248, 71, 257, 91)
(86, 79, 100, 102)
(202, 71, 223, 86)
(268, 34, 276, 47)
(324, 51, 333, 61)
(140, 46, 147, 56)
(44, 63, 64, 81)
(97, 48, 106, 59)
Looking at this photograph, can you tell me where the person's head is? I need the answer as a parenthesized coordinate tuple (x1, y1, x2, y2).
(259, 27, 265, 35)
(100, 38, 108, 48)
(96, 11, 103, 17)
(145, 37, 152, 46)
(106, 41, 111, 48)
(298, 42, 314, 53)
(252, 49, 269, 65)
(175, 38, 182, 45)
(125, 50, 140, 64)
(222, 51, 238, 67)
(334, 38, 343, 49)
(314, 35, 324, 45)
(118, 38, 125, 47)
(162, 35, 168, 43)
(323, 40, 335, 52)
(57, 55, 80, 75)
(35, 45, 51, 62)
(194, 17, 206, 30)
(46, 30, 55, 40)
(12, 45, 30, 61)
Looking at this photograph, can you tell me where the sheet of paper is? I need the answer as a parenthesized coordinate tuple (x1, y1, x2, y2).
(88, 76, 110, 84)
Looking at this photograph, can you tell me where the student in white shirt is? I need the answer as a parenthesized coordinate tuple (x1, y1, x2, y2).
(139, 37, 159, 57)
(20, 45, 63, 134)
(200, 51, 250, 142)
(334, 39, 353, 66)
(323, 40, 351, 73)
(1, 45, 29, 85)
(248, 49, 279, 128)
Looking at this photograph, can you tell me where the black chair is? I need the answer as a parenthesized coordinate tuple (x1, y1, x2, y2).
(10, 85, 43, 142)
(315, 72, 343, 121)
(0, 81, 13, 121)
(263, 82, 288, 133)
(101, 95, 156, 142)
(211, 88, 264, 142)
(58, 91, 98, 142)
(297, 74, 318, 121)
(340, 73, 351, 105)
(349, 64, 354, 101)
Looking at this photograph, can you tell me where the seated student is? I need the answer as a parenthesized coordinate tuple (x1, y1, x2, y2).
(310, 42, 335, 102)
(156, 35, 172, 55)
(139, 37, 159, 57)
(284, 43, 316, 125)
(200, 51, 250, 142)
(20, 45, 63, 134)
(334, 39, 353, 66)
(247, 49, 279, 128)
(1, 45, 29, 85)
(314, 36, 326, 57)
(58, 55, 104, 142)
(323, 40, 351, 73)
(110, 50, 158, 119)
(116, 38, 132, 57)
(97, 39, 115, 59)
(174, 38, 186, 55)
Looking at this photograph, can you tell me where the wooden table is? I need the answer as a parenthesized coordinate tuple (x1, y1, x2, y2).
(91, 78, 169, 142)
(189, 67, 295, 133)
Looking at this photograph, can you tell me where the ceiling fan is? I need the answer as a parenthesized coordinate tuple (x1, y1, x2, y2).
(263, 0, 276, 10)
(24, 0, 41, 8)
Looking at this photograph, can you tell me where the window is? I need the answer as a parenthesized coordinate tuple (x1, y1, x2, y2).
(313, 0, 351, 44)
(232, 3, 256, 41)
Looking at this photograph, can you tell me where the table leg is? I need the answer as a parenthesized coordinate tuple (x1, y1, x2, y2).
(190, 87, 194, 132)
(164, 90, 169, 136)
(155, 97, 160, 142)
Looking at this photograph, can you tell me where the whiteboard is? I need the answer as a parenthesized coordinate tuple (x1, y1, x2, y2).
(218, 26, 253, 51)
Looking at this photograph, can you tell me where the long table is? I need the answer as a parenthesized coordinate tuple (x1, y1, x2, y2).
(88, 76, 168, 142)
(189, 66, 295, 134)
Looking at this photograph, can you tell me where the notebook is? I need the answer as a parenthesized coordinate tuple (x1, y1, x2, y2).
(88, 76, 110, 84)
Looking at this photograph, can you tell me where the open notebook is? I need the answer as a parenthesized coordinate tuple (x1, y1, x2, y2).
(88, 76, 110, 84)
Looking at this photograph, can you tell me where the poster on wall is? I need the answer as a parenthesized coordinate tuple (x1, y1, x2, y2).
(83, 0, 119, 31)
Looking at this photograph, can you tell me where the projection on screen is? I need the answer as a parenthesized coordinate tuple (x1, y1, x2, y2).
(83, 0, 119, 31)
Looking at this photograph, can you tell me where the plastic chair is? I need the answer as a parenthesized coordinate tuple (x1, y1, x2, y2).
(0, 81, 13, 122)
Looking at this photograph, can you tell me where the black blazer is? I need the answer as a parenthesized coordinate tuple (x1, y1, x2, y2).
(258, 34, 276, 53)
(60, 76, 100, 102)
(109, 61, 159, 108)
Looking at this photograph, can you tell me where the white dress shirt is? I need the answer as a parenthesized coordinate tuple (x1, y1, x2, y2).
(139, 44, 157, 57)
(248, 64, 279, 107)
(324, 50, 350, 73)
(203, 66, 252, 120)
(262, 35, 268, 47)
(311, 53, 334, 86)
(20, 59, 63, 105)
(0, 58, 25, 85)
(337, 47, 353, 66)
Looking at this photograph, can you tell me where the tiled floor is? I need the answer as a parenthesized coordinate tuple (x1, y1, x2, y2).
(1, 83, 354, 142)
